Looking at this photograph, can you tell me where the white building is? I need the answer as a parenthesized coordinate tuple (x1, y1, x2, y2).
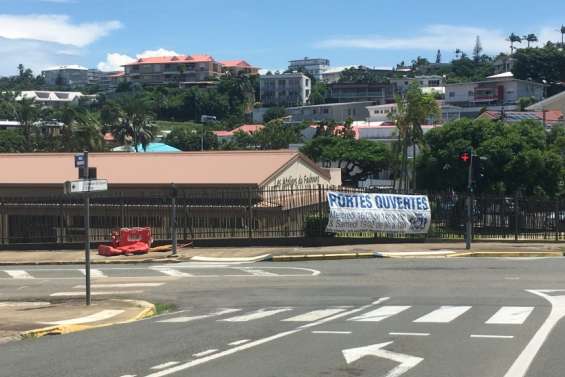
(260, 73, 311, 107)
(16, 91, 93, 107)
(287, 101, 375, 123)
(42, 65, 89, 87)
(366, 102, 461, 123)
(288, 58, 329, 81)
(444, 72, 545, 117)
(391, 75, 445, 96)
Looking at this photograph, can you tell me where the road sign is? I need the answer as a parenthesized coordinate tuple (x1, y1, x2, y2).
(74, 153, 86, 167)
(65, 179, 108, 194)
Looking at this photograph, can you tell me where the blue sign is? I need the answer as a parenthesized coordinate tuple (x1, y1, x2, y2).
(74, 153, 85, 168)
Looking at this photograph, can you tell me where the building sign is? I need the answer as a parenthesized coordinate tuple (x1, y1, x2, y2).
(326, 192, 431, 234)
(265, 160, 327, 190)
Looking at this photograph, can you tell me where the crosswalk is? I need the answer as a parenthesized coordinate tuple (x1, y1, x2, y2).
(156, 304, 537, 327)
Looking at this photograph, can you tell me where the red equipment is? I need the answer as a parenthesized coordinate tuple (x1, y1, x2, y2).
(98, 227, 153, 256)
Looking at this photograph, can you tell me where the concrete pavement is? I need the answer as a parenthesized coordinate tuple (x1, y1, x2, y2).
(0, 241, 563, 265)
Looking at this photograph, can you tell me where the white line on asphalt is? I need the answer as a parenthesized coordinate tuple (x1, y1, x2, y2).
(39, 309, 124, 325)
(220, 307, 293, 322)
(228, 339, 250, 346)
(152, 268, 192, 277)
(241, 269, 279, 276)
(143, 298, 388, 377)
(486, 306, 534, 325)
(4, 270, 34, 279)
(151, 362, 180, 370)
(119, 375, 137, 377)
(79, 269, 107, 278)
(0, 301, 50, 308)
(192, 349, 218, 358)
(348, 306, 411, 322)
(283, 308, 347, 322)
(74, 283, 164, 289)
(50, 290, 143, 297)
(413, 306, 472, 323)
(312, 331, 351, 334)
(504, 289, 565, 377)
(470, 334, 514, 339)
(505, 277, 521, 280)
(389, 332, 430, 337)
(157, 308, 241, 323)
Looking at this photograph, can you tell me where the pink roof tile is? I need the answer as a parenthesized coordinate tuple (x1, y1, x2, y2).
(124, 55, 216, 66)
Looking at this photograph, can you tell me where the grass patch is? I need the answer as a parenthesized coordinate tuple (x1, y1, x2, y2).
(154, 303, 176, 315)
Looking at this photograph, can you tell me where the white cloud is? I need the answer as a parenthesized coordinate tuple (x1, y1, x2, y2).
(316, 24, 511, 54)
(0, 14, 121, 47)
(97, 48, 181, 72)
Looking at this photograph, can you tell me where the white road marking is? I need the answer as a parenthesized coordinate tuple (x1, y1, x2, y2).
(486, 306, 534, 325)
(39, 309, 124, 325)
(0, 301, 50, 308)
(349, 306, 411, 322)
(505, 277, 521, 280)
(220, 307, 293, 322)
(389, 332, 430, 337)
(157, 308, 240, 323)
(228, 339, 250, 346)
(152, 268, 192, 277)
(50, 290, 143, 297)
(242, 269, 279, 276)
(79, 269, 107, 278)
(74, 283, 164, 289)
(504, 289, 565, 377)
(342, 341, 423, 377)
(283, 308, 347, 322)
(142, 299, 387, 377)
(4, 270, 33, 279)
(413, 306, 471, 323)
(192, 349, 218, 358)
(471, 334, 514, 339)
(312, 331, 351, 334)
(120, 375, 137, 377)
(151, 362, 180, 370)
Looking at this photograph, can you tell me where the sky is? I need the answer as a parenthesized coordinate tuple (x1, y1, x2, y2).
(0, 0, 564, 76)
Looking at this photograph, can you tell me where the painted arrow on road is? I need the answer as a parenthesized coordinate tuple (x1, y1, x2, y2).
(342, 341, 423, 377)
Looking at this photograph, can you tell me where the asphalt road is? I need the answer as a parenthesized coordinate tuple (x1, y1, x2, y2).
(2, 257, 565, 377)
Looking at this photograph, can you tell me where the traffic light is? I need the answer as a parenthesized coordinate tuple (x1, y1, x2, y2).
(472, 155, 481, 183)
(459, 151, 471, 163)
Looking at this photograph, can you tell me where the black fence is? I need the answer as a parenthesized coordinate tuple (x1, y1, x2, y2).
(0, 187, 564, 247)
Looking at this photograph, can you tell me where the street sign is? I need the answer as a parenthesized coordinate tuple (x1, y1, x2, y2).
(75, 153, 86, 168)
(65, 179, 108, 194)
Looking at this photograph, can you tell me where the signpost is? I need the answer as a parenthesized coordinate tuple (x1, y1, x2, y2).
(64, 151, 107, 306)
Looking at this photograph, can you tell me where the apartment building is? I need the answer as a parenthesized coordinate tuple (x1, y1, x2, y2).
(220, 60, 259, 76)
(391, 75, 445, 95)
(288, 58, 330, 81)
(42, 65, 89, 87)
(260, 73, 311, 107)
(366, 102, 461, 123)
(444, 72, 545, 117)
(327, 82, 395, 104)
(287, 101, 375, 123)
(123, 55, 223, 85)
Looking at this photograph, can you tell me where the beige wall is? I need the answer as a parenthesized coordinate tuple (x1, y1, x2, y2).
(263, 159, 331, 190)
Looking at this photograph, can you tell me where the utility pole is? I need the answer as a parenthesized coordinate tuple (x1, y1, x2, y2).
(465, 149, 473, 250)
(83, 151, 91, 305)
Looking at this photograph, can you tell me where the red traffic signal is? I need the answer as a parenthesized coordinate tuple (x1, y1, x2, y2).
(459, 152, 470, 163)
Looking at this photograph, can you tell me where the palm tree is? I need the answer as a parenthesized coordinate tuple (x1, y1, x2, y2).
(109, 96, 155, 152)
(455, 49, 462, 59)
(561, 25, 565, 48)
(523, 33, 538, 48)
(508, 33, 522, 54)
(13, 96, 38, 152)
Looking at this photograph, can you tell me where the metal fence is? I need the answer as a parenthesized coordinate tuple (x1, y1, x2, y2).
(1, 187, 564, 247)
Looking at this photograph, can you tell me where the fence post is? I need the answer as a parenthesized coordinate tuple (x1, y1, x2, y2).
(171, 184, 177, 256)
(0, 201, 5, 245)
(317, 185, 323, 236)
(556, 199, 560, 242)
(247, 187, 253, 239)
(514, 192, 519, 241)
(120, 195, 126, 228)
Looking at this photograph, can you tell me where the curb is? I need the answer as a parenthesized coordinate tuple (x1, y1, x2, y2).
(271, 252, 376, 262)
(0, 258, 188, 266)
(190, 254, 272, 263)
(457, 251, 564, 258)
(19, 300, 156, 340)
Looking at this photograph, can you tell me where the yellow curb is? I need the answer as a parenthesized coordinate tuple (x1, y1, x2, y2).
(20, 300, 156, 340)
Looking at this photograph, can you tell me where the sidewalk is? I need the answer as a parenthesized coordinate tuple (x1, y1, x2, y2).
(0, 299, 155, 343)
(0, 242, 563, 265)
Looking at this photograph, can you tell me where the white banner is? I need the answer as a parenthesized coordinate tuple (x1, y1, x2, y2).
(325, 192, 431, 234)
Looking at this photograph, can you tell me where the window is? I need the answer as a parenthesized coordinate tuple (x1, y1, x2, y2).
(322, 108, 329, 114)
(449, 92, 455, 98)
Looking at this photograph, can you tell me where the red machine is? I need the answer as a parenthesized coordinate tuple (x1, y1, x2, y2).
(98, 227, 153, 256)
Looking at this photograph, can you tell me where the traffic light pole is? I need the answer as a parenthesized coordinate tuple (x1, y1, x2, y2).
(465, 150, 473, 250)
(84, 151, 91, 305)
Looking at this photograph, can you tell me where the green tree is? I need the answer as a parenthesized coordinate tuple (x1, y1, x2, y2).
(0, 129, 26, 152)
(13, 96, 39, 151)
(309, 82, 328, 105)
(301, 136, 391, 187)
(263, 107, 288, 123)
(523, 33, 538, 48)
(253, 120, 301, 149)
(473, 36, 483, 62)
(508, 33, 522, 54)
(107, 95, 156, 152)
(164, 126, 218, 151)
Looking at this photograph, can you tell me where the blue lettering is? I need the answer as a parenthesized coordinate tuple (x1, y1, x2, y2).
(346, 196, 354, 208)
(416, 197, 422, 210)
(422, 197, 430, 210)
(375, 196, 383, 208)
(337, 195, 346, 207)
(403, 197, 411, 210)
(328, 193, 338, 207)
(396, 197, 404, 209)
(364, 195, 373, 209)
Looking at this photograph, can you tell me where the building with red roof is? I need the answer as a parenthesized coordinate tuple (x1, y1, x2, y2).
(220, 60, 259, 76)
(213, 124, 264, 142)
(477, 110, 564, 127)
